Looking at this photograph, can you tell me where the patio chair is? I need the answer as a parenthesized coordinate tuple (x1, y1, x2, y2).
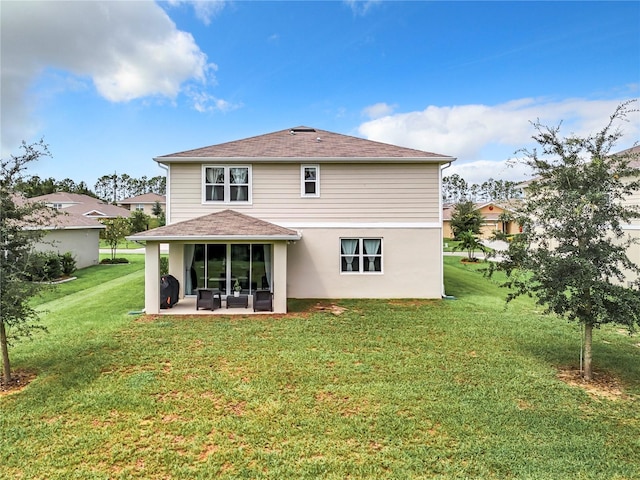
(196, 288, 221, 311)
(253, 290, 273, 312)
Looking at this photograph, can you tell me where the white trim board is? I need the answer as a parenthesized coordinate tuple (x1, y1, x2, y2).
(278, 222, 442, 229)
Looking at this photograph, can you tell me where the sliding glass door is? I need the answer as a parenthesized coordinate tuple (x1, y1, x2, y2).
(185, 244, 272, 295)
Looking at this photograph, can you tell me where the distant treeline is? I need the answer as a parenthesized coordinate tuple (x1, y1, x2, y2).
(443, 174, 522, 204)
(15, 173, 166, 203)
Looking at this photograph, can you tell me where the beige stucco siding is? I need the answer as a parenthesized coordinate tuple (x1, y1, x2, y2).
(168, 163, 441, 224)
(34, 229, 101, 269)
(286, 227, 443, 298)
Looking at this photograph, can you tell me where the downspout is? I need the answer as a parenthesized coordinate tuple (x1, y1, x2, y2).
(440, 162, 456, 300)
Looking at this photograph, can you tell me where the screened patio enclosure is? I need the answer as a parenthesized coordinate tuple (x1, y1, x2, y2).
(185, 243, 272, 295)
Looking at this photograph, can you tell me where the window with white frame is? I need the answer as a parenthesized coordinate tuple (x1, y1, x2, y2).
(204, 166, 251, 203)
(301, 165, 319, 197)
(340, 238, 382, 273)
(135, 204, 144, 211)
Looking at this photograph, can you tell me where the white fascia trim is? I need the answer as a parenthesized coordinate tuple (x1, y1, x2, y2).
(25, 225, 105, 231)
(278, 221, 442, 229)
(50, 225, 105, 231)
(156, 156, 454, 165)
(622, 224, 640, 230)
(125, 234, 301, 242)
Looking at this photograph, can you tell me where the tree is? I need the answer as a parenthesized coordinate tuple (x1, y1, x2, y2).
(487, 101, 640, 381)
(479, 178, 520, 202)
(102, 217, 130, 260)
(450, 200, 483, 239)
(94, 173, 119, 203)
(151, 200, 163, 218)
(453, 230, 487, 261)
(152, 200, 166, 227)
(15, 175, 97, 198)
(442, 174, 469, 203)
(94, 173, 166, 203)
(129, 210, 149, 234)
(0, 140, 53, 385)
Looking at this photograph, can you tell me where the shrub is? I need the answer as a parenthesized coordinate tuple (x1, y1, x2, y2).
(160, 256, 169, 276)
(100, 258, 130, 264)
(25, 251, 63, 281)
(60, 252, 77, 276)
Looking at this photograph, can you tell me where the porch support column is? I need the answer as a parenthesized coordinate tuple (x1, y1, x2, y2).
(145, 241, 160, 314)
(273, 241, 288, 313)
(168, 243, 184, 298)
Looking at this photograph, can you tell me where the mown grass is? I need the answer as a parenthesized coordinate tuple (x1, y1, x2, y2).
(2, 256, 639, 479)
(99, 239, 146, 250)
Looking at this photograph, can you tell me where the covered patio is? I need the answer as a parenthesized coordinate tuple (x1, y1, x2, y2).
(127, 210, 301, 315)
(157, 295, 273, 316)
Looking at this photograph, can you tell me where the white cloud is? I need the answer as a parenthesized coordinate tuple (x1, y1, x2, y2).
(1, 0, 217, 155)
(189, 89, 242, 113)
(362, 102, 397, 119)
(166, 0, 227, 26)
(358, 97, 640, 163)
(344, 0, 381, 16)
(444, 158, 534, 185)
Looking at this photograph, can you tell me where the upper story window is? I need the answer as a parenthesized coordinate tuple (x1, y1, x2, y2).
(52, 203, 63, 210)
(204, 166, 251, 203)
(301, 165, 319, 197)
(135, 204, 144, 211)
(340, 238, 382, 273)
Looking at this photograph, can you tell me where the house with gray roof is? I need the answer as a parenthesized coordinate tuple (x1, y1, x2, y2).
(30, 192, 132, 219)
(128, 126, 455, 313)
(118, 193, 165, 216)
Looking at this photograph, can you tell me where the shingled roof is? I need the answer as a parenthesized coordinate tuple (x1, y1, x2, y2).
(127, 209, 301, 242)
(155, 126, 454, 163)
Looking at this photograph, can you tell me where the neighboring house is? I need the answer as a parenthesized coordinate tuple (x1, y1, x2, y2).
(128, 126, 455, 314)
(443, 201, 520, 239)
(118, 193, 166, 216)
(30, 192, 132, 219)
(32, 211, 105, 269)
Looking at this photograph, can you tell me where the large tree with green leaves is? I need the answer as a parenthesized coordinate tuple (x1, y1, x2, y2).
(0, 141, 53, 385)
(488, 101, 640, 381)
(450, 200, 483, 239)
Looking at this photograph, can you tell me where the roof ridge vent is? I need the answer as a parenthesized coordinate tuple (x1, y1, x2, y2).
(291, 127, 316, 133)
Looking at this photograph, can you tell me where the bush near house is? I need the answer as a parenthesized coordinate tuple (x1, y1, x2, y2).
(24, 251, 76, 281)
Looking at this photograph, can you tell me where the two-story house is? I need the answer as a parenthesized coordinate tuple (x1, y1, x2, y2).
(128, 126, 455, 313)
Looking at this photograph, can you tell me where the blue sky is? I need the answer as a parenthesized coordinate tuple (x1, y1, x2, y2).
(2, 1, 639, 186)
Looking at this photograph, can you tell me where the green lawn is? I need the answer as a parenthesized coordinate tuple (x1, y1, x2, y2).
(2, 256, 639, 479)
(99, 239, 145, 250)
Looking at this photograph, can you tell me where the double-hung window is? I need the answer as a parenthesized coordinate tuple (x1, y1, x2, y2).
(204, 166, 251, 203)
(340, 238, 382, 273)
(301, 165, 319, 197)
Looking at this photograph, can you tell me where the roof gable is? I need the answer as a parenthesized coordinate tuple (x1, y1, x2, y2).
(156, 126, 454, 163)
(119, 193, 166, 204)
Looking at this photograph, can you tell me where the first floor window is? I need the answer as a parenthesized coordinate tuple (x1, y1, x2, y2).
(340, 238, 382, 273)
(204, 166, 250, 203)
